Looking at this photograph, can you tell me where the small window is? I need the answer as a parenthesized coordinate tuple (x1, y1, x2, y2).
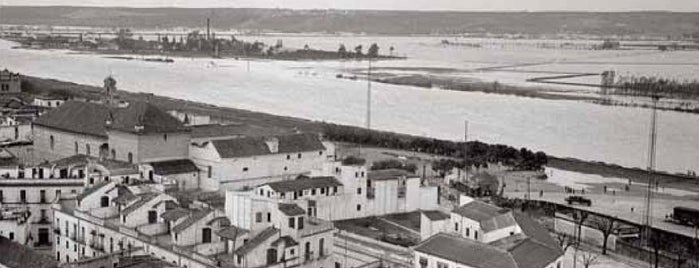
(311, 189, 316, 195)
(207, 166, 212, 178)
(49, 136, 55, 150)
(256, 212, 262, 223)
(356, 204, 361, 211)
(243, 167, 249, 172)
(163, 134, 168, 141)
(319, 151, 323, 156)
(288, 217, 295, 229)
(466, 228, 470, 237)
(267, 213, 271, 222)
(127, 152, 133, 164)
(298, 217, 304, 230)
(357, 188, 362, 195)
(297, 153, 302, 159)
(286, 155, 290, 160)
(454, 223, 459, 231)
(475, 231, 479, 240)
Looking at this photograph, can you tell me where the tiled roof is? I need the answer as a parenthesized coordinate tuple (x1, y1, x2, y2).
(368, 169, 413, 181)
(191, 123, 288, 139)
(172, 208, 212, 234)
(211, 133, 325, 158)
(422, 210, 450, 221)
(452, 201, 517, 232)
(265, 176, 342, 193)
(513, 212, 562, 252)
(216, 225, 249, 240)
(33, 101, 187, 137)
(113, 186, 137, 205)
(271, 236, 298, 247)
(414, 233, 517, 268)
(278, 203, 306, 216)
(160, 208, 190, 222)
(0, 236, 59, 268)
(121, 193, 159, 216)
(235, 227, 278, 255)
(149, 159, 199, 175)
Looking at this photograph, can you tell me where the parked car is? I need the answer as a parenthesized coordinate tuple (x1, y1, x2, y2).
(671, 206, 699, 226)
(565, 195, 592, 206)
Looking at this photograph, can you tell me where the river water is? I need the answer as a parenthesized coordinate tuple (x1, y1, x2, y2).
(1, 38, 699, 174)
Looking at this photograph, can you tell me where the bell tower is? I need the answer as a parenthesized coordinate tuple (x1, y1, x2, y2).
(103, 75, 117, 106)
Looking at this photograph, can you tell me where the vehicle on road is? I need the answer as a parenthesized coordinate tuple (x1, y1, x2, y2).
(670, 206, 699, 226)
(565, 195, 592, 206)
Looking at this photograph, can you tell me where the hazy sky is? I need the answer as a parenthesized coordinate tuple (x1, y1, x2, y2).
(3, 0, 699, 12)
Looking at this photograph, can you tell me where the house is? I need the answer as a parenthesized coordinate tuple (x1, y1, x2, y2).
(227, 163, 439, 222)
(415, 198, 564, 268)
(0, 236, 59, 268)
(0, 206, 30, 245)
(0, 69, 21, 94)
(32, 94, 68, 108)
(190, 132, 331, 190)
(33, 98, 190, 164)
(139, 159, 200, 190)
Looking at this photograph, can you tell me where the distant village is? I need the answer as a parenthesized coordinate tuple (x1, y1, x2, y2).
(0, 69, 568, 268)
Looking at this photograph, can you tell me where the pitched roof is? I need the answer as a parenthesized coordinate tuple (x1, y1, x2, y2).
(77, 181, 113, 202)
(191, 123, 287, 139)
(452, 201, 517, 232)
(368, 169, 413, 181)
(113, 186, 138, 205)
(149, 159, 199, 175)
(0, 236, 59, 268)
(210, 133, 325, 158)
(422, 210, 450, 221)
(278, 203, 306, 216)
(160, 208, 190, 222)
(33, 101, 187, 137)
(265, 176, 342, 193)
(172, 208, 212, 234)
(414, 233, 517, 268)
(121, 193, 159, 216)
(235, 227, 278, 255)
(216, 225, 249, 240)
(271, 236, 298, 247)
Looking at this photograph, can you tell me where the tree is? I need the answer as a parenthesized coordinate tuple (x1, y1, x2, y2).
(368, 43, 380, 57)
(338, 44, 347, 57)
(578, 251, 600, 268)
(556, 233, 576, 252)
(354, 45, 363, 56)
(588, 216, 620, 255)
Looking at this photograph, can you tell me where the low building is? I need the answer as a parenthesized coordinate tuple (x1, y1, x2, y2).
(139, 159, 200, 190)
(0, 206, 30, 244)
(190, 132, 332, 190)
(0, 69, 21, 94)
(415, 199, 564, 268)
(32, 95, 68, 108)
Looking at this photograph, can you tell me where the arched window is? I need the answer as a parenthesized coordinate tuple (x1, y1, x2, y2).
(100, 196, 109, 208)
(49, 136, 55, 150)
(86, 144, 91, 156)
(74, 142, 79, 154)
(127, 152, 133, 164)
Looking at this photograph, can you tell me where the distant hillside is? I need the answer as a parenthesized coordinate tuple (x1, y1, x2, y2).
(1, 6, 699, 37)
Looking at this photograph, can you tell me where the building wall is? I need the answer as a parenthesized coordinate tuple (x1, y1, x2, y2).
(0, 179, 83, 248)
(0, 78, 21, 93)
(107, 131, 190, 164)
(33, 99, 65, 108)
(121, 195, 175, 228)
(0, 219, 29, 245)
(190, 142, 327, 191)
(77, 182, 117, 212)
(420, 215, 448, 241)
(33, 125, 107, 162)
(0, 124, 31, 142)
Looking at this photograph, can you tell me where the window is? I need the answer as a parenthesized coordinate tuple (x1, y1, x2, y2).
(286, 155, 290, 160)
(50, 135, 55, 150)
(56, 190, 61, 198)
(466, 228, 470, 237)
(357, 188, 362, 195)
(297, 153, 302, 159)
(202, 228, 212, 243)
(333, 187, 338, 194)
(57, 252, 60, 262)
(163, 134, 168, 141)
(267, 213, 271, 222)
(40, 190, 46, 203)
(243, 167, 248, 172)
(266, 248, 278, 265)
(86, 144, 91, 156)
(127, 152, 133, 164)
(437, 261, 449, 268)
(110, 149, 116, 160)
(0, 190, 3, 201)
(298, 217, 304, 230)
(311, 189, 316, 195)
(320, 188, 325, 194)
(20, 190, 26, 203)
(454, 222, 459, 231)
(256, 212, 262, 223)
(319, 238, 325, 256)
(288, 217, 295, 229)
(9, 232, 14, 240)
(75, 142, 79, 154)
(474, 231, 479, 240)
(419, 257, 428, 268)
(100, 196, 109, 207)
(319, 151, 323, 156)
(207, 166, 212, 178)
(356, 204, 361, 211)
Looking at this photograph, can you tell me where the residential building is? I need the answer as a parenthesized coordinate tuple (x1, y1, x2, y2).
(189, 132, 333, 190)
(32, 94, 68, 108)
(52, 181, 227, 268)
(0, 206, 30, 244)
(0, 69, 21, 94)
(139, 159, 201, 190)
(415, 197, 564, 268)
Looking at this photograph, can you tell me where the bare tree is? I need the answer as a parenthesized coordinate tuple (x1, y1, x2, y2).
(557, 233, 576, 252)
(578, 251, 600, 268)
(588, 216, 620, 255)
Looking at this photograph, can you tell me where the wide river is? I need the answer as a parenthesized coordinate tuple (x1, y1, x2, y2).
(1, 37, 699, 174)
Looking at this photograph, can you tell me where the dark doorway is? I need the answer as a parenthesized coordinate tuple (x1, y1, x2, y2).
(202, 228, 212, 243)
(100, 196, 109, 207)
(266, 248, 278, 265)
(38, 228, 49, 246)
(148, 211, 157, 224)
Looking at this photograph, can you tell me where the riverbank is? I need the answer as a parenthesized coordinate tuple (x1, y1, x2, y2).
(23, 75, 698, 187)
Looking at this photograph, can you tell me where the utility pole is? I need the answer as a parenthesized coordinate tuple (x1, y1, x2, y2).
(366, 59, 372, 129)
(644, 95, 660, 268)
(463, 120, 469, 182)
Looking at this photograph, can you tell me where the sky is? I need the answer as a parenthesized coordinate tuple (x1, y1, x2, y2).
(3, 0, 699, 12)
